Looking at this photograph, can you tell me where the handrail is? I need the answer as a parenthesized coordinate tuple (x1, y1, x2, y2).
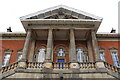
(0, 61, 19, 73)
(104, 62, 120, 72)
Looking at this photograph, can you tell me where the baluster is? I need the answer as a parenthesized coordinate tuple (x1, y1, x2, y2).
(56, 63, 57, 69)
(38, 62, 40, 68)
(114, 67, 118, 72)
(28, 62, 30, 68)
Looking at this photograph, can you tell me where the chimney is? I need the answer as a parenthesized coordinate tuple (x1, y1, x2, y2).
(110, 28, 116, 33)
(7, 27, 12, 32)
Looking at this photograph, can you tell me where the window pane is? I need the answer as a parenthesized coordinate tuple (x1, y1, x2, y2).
(57, 48, 65, 57)
(111, 52, 119, 67)
(18, 54, 22, 61)
(37, 48, 45, 62)
(99, 52, 105, 61)
(77, 49, 84, 62)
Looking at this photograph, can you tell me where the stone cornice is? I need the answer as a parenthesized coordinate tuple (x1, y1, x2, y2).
(97, 33, 120, 38)
(0, 33, 120, 39)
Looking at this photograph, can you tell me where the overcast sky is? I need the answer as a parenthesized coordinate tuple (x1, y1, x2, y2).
(0, 0, 119, 33)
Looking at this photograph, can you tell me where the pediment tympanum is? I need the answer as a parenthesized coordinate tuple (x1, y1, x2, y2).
(20, 5, 102, 20)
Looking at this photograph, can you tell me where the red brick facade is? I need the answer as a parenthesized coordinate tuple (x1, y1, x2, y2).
(0, 39, 119, 66)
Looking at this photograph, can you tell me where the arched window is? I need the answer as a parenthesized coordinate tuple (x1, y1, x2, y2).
(57, 48, 65, 57)
(77, 49, 84, 62)
(37, 48, 46, 62)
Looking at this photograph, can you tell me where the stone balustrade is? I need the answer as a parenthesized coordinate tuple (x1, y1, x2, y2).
(79, 62, 96, 69)
(53, 62, 70, 69)
(27, 62, 44, 69)
(104, 62, 120, 72)
(0, 61, 18, 73)
(1, 61, 120, 74)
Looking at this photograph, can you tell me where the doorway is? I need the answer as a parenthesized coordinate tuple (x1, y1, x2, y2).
(57, 59, 65, 69)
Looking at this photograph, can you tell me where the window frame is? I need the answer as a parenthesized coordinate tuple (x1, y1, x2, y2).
(109, 47, 119, 67)
(17, 51, 23, 61)
(2, 49, 13, 67)
(99, 47, 106, 61)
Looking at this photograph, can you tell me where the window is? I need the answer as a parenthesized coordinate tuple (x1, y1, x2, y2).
(57, 48, 65, 57)
(109, 47, 119, 67)
(99, 52, 105, 61)
(99, 47, 105, 61)
(111, 52, 119, 67)
(17, 49, 23, 61)
(2, 53, 11, 67)
(37, 48, 45, 62)
(77, 49, 84, 62)
(17, 54, 22, 61)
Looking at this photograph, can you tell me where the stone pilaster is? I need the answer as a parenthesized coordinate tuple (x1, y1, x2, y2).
(87, 39, 94, 62)
(45, 29, 53, 62)
(29, 39, 36, 62)
(69, 29, 77, 62)
(19, 29, 32, 68)
(91, 30, 100, 61)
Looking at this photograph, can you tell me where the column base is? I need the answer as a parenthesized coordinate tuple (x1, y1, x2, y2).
(70, 63, 79, 69)
(95, 61, 105, 68)
(44, 62, 52, 69)
(18, 61, 27, 69)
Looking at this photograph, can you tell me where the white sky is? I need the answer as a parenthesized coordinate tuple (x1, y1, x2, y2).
(0, 0, 119, 33)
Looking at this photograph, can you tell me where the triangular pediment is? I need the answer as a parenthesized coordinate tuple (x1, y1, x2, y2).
(20, 5, 102, 20)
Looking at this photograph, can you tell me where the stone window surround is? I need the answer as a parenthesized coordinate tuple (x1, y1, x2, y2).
(54, 44, 68, 62)
(99, 47, 105, 61)
(109, 47, 119, 66)
(2, 49, 13, 66)
(34, 45, 46, 62)
(76, 46, 88, 62)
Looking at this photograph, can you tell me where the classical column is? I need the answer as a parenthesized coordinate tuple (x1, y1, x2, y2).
(69, 29, 77, 62)
(69, 29, 79, 69)
(21, 29, 32, 61)
(87, 39, 94, 62)
(29, 39, 36, 62)
(91, 30, 100, 61)
(45, 29, 53, 61)
(18, 29, 32, 68)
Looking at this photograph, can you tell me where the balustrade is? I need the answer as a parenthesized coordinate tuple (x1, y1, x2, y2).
(79, 62, 96, 69)
(104, 62, 119, 72)
(0, 61, 18, 73)
(27, 62, 44, 69)
(53, 62, 70, 69)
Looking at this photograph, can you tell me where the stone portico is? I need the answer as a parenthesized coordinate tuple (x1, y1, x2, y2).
(0, 5, 120, 80)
